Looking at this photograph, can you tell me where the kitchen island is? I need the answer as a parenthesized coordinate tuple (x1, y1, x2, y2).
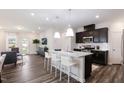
(51, 51, 93, 83)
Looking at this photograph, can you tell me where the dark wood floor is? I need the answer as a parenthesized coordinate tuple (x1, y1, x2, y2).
(1, 55, 124, 83)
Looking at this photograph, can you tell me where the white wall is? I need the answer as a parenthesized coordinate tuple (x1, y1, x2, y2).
(39, 28, 76, 51)
(39, 29, 54, 50)
(0, 31, 6, 53)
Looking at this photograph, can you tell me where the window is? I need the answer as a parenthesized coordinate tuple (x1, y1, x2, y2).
(21, 38, 29, 54)
(6, 33, 17, 50)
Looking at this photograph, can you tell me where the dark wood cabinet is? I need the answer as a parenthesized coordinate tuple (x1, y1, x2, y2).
(76, 32, 83, 43)
(99, 28, 108, 43)
(93, 28, 108, 43)
(84, 24, 95, 31)
(91, 50, 108, 65)
(76, 27, 108, 43)
(88, 30, 94, 36)
(93, 30, 99, 43)
(85, 55, 92, 79)
(76, 30, 94, 43)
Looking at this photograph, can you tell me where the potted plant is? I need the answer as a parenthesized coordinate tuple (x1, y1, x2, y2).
(33, 39, 40, 52)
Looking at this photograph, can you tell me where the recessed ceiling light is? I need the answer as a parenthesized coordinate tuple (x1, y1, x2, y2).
(30, 13, 35, 16)
(68, 24, 71, 27)
(0, 26, 3, 29)
(16, 25, 24, 30)
(46, 17, 49, 21)
(38, 27, 41, 30)
(96, 15, 100, 19)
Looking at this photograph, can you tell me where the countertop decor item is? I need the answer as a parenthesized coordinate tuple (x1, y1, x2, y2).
(96, 46, 100, 50)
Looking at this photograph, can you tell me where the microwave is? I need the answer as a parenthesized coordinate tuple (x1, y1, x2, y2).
(83, 36, 93, 43)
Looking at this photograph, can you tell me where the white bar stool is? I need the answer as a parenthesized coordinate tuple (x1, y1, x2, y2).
(44, 52, 51, 71)
(60, 55, 77, 83)
(51, 53, 61, 77)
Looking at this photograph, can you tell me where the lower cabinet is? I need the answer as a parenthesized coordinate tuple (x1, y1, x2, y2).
(85, 55, 92, 79)
(91, 50, 108, 65)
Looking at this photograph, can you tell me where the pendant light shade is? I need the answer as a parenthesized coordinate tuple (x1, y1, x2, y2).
(66, 9, 74, 37)
(54, 32, 60, 38)
(66, 27, 74, 37)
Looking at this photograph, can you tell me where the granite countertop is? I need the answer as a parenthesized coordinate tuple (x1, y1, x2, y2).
(70, 51, 93, 57)
(52, 51, 93, 58)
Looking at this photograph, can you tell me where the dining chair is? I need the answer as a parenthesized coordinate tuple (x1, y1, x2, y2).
(60, 54, 77, 83)
(11, 47, 23, 63)
(0, 54, 6, 82)
(51, 53, 61, 77)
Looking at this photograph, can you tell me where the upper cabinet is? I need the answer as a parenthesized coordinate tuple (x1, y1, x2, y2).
(93, 30, 99, 43)
(93, 28, 108, 43)
(76, 32, 83, 43)
(76, 27, 108, 43)
(99, 28, 108, 43)
(85, 30, 94, 37)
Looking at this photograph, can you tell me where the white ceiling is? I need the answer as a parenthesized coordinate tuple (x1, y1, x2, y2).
(0, 9, 124, 32)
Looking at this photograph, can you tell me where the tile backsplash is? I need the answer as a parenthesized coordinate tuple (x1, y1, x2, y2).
(76, 43, 109, 50)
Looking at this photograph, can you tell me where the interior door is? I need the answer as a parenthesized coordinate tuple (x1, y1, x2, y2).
(109, 31, 122, 64)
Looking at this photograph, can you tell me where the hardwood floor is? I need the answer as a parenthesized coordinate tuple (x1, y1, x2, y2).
(87, 64, 123, 83)
(1, 55, 124, 83)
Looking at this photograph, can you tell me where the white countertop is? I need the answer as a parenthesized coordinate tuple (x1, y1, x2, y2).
(51, 51, 93, 58)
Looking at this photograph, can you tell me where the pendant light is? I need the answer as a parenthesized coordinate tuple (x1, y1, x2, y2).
(66, 9, 74, 37)
(66, 25, 74, 37)
(54, 16, 61, 38)
(54, 32, 60, 38)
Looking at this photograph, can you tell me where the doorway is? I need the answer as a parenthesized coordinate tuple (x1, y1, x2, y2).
(21, 38, 29, 54)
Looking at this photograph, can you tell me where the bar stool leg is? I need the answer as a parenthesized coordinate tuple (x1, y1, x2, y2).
(68, 67, 70, 83)
(44, 58, 46, 68)
(60, 67, 62, 81)
(50, 65, 52, 74)
(47, 59, 49, 71)
(55, 68, 57, 77)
